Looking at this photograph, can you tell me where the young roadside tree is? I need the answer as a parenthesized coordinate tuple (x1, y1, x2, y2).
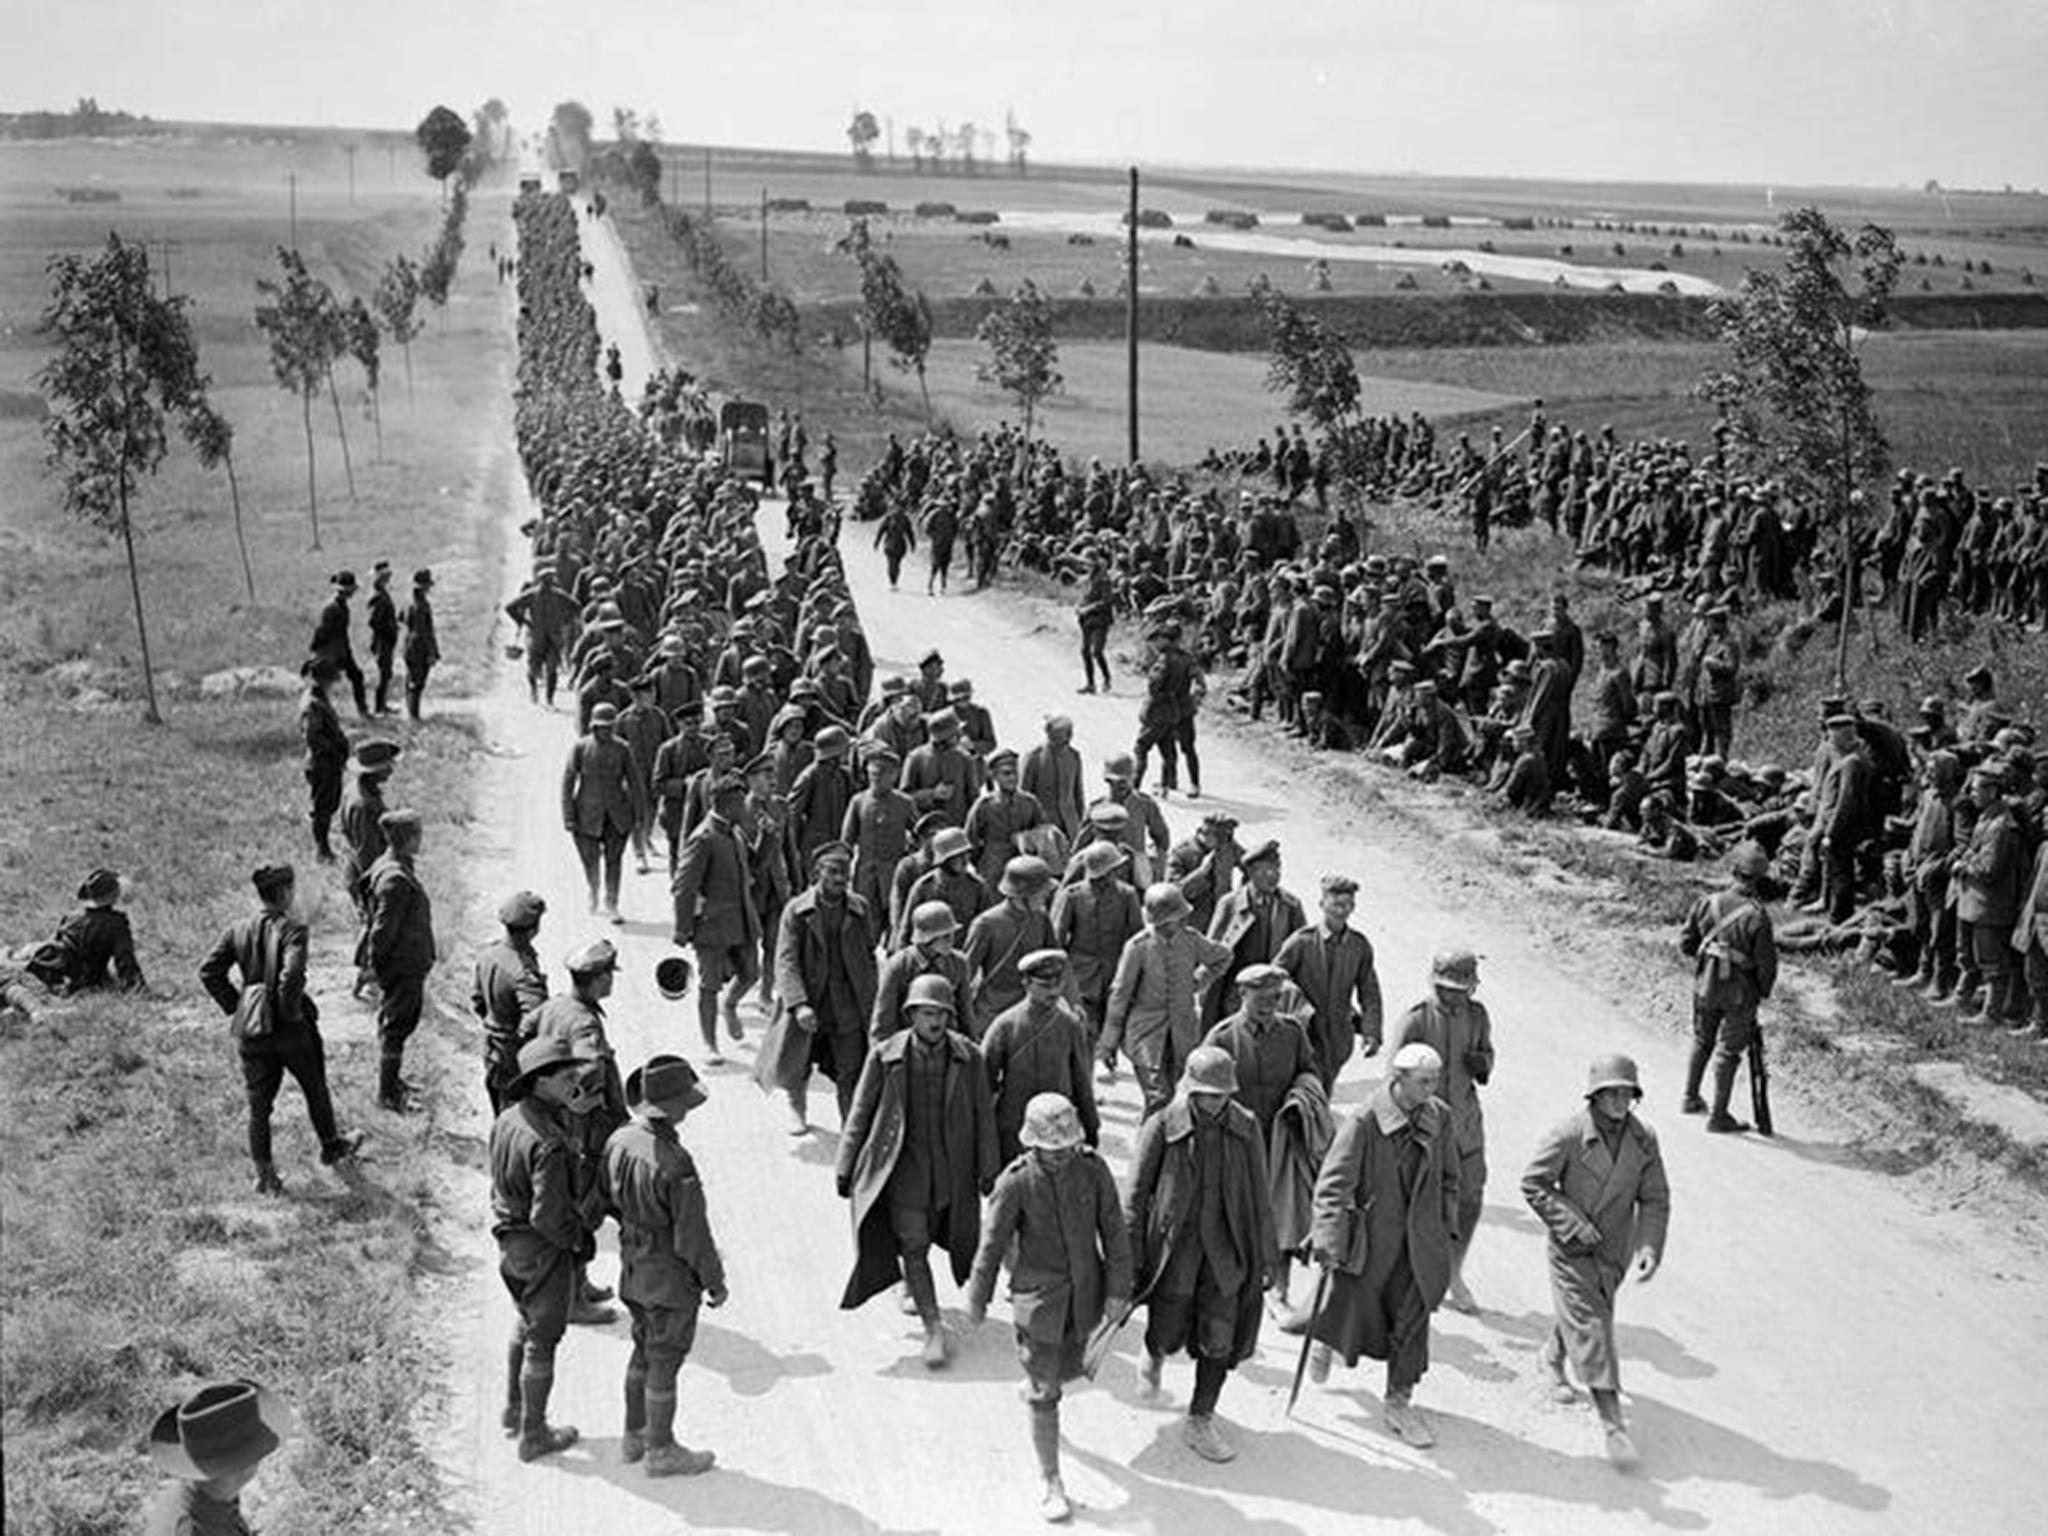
(256, 246, 340, 548)
(315, 285, 359, 502)
(373, 252, 424, 405)
(837, 219, 935, 420)
(974, 277, 1062, 440)
(183, 402, 255, 601)
(1699, 206, 1901, 689)
(1251, 274, 1373, 537)
(848, 110, 880, 170)
(39, 233, 219, 723)
(1004, 111, 1031, 177)
(415, 104, 473, 194)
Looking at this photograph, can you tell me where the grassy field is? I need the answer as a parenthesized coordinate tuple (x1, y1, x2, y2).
(920, 338, 1521, 466)
(1, 134, 515, 1532)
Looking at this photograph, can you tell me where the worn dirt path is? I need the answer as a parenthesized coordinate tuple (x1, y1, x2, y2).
(427, 202, 2047, 1536)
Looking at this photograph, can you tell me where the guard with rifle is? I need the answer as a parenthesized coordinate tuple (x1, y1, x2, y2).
(1677, 840, 1779, 1134)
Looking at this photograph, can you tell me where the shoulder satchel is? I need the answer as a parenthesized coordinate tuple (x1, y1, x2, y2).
(231, 915, 281, 1044)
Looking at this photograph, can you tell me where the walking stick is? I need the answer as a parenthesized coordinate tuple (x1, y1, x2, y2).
(1747, 1034, 1774, 1137)
(1285, 1266, 1333, 1419)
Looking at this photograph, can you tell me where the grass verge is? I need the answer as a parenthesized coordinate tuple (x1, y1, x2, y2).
(2, 146, 520, 1532)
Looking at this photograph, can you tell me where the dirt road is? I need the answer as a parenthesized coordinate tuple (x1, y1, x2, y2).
(429, 201, 2046, 1536)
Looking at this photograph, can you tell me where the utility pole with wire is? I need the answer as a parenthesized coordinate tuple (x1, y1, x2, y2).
(1126, 165, 1140, 464)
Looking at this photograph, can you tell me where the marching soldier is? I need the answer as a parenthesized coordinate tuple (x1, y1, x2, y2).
(836, 975, 999, 1368)
(1522, 1053, 1672, 1469)
(763, 842, 878, 1133)
(1273, 873, 1384, 1090)
(1125, 1045, 1276, 1463)
(965, 1093, 1133, 1523)
(1305, 1043, 1461, 1449)
(981, 950, 1100, 1165)
(1387, 948, 1493, 1313)
(872, 900, 973, 1041)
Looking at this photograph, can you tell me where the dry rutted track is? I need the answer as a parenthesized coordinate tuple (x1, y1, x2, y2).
(430, 204, 2048, 1536)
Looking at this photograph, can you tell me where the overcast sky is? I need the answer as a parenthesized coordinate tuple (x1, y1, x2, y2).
(6, 0, 2044, 189)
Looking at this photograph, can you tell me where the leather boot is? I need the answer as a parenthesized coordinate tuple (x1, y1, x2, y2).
(517, 1363, 578, 1462)
(253, 1162, 285, 1196)
(501, 1341, 523, 1436)
(642, 1387, 714, 1477)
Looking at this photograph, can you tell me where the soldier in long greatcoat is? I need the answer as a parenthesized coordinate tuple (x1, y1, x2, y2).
(1306, 1043, 1460, 1450)
(835, 977, 998, 1367)
(1522, 1053, 1671, 1469)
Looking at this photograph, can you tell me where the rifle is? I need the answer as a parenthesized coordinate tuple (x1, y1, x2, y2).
(1285, 1266, 1333, 1419)
(1748, 1034, 1774, 1137)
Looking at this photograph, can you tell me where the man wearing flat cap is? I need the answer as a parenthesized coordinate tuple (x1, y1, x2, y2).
(966, 1093, 1132, 1522)
(965, 748, 1046, 890)
(530, 939, 632, 1324)
(144, 1379, 292, 1535)
(200, 863, 363, 1194)
(473, 891, 550, 1113)
(365, 808, 435, 1113)
(1522, 1053, 1671, 1469)
(1206, 839, 1308, 1029)
(604, 1056, 725, 1478)
(982, 950, 1100, 1165)
(764, 842, 879, 1132)
(490, 1035, 610, 1461)
(1305, 1042, 1461, 1449)
(1125, 1044, 1276, 1463)
(1275, 873, 1383, 1091)
(1023, 715, 1087, 840)
(843, 743, 918, 927)
(562, 700, 645, 923)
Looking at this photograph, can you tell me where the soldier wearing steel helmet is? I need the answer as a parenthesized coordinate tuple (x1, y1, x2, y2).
(1124, 1045, 1276, 1463)
(965, 1092, 1132, 1523)
(1522, 1052, 1671, 1470)
(1679, 840, 1780, 1132)
(1386, 947, 1494, 1313)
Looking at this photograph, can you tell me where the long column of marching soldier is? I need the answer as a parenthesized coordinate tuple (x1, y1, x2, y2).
(469, 186, 1681, 1528)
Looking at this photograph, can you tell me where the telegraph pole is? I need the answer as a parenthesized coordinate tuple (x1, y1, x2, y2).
(703, 147, 712, 217)
(1126, 165, 1140, 465)
(760, 187, 769, 281)
(343, 143, 357, 205)
(287, 173, 299, 249)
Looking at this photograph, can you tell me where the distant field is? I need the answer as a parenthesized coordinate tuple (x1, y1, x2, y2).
(666, 144, 2048, 308)
(920, 339, 1521, 466)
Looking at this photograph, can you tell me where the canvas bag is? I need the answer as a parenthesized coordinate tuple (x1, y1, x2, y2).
(231, 914, 282, 1044)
